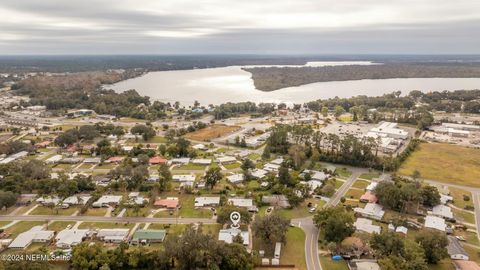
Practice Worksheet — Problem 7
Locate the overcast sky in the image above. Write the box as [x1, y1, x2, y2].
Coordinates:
[1, 0, 480, 55]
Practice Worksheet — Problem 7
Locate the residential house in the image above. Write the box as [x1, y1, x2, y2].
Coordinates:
[194, 197, 220, 207]
[130, 229, 166, 245]
[227, 173, 244, 184]
[149, 156, 167, 165]
[430, 205, 454, 220]
[354, 203, 385, 220]
[354, 218, 381, 234]
[55, 229, 89, 248]
[191, 159, 211, 165]
[448, 236, 469, 260]
[360, 191, 378, 203]
[218, 228, 249, 246]
[228, 198, 253, 208]
[424, 215, 447, 232]
[8, 226, 54, 249]
[97, 229, 130, 243]
[262, 195, 290, 208]
[92, 195, 123, 208]
[217, 156, 237, 164]
[154, 197, 179, 209]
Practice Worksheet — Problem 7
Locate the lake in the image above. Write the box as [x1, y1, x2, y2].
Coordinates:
[107, 61, 480, 105]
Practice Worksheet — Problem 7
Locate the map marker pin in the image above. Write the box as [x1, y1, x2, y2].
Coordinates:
[230, 211, 241, 228]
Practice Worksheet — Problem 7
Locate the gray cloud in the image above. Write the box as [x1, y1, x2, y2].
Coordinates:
[0, 0, 479, 54]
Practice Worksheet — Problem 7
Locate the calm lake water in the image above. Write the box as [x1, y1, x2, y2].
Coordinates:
[107, 61, 480, 105]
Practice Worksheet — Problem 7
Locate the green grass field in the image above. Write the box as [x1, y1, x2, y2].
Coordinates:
[78, 222, 135, 229]
[359, 171, 380, 180]
[449, 187, 474, 210]
[30, 206, 78, 216]
[47, 221, 75, 231]
[281, 227, 306, 269]
[399, 143, 480, 187]
[4, 221, 47, 238]
[352, 179, 369, 189]
[319, 255, 349, 270]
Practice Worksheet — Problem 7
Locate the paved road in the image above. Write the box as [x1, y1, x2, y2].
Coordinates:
[326, 169, 364, 207]
[293, 217, 322, 270]
[0, 215, 215, 225]
[292, 165, 366, 270]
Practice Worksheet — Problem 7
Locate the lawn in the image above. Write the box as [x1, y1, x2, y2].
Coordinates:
[4, 221, 47, 238]
[47, 221, 75, 231]
[428, 259, 455, 270]
[223, 162, 241, 170]
[78, 222, 135, 229]
[358, 171, 380, 180]
[345, 188, 364, 200]
[144, 136, 167, 143]
[30, 206, 78, 216]
[452, 208, 475, 224]
[184, 125, 240, 141]
[352, 179, 369, 189]
[399, 143, 480, 187]
[173, 163, 207, 170]
[124, 207, 152, 217]
[319, 255, 349, 270]
[336, 167, 352, 178]
[281, 227, 306, 270]
[178, 195, 213, 218]
[449, 187, 474, 210]
[82, 208, 108, 216]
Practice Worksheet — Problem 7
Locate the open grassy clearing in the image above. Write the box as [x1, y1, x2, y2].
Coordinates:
[345, 188, 364, 200]
[452, 208, 475, 224]
[358, 171, 380, 180]
[81, 207, 108, 216]
[47, 221, 75, 231]
[449, 187, 474, 210]
[30, 206, 78, 216]
[4, 221, 46, 238]
[399, 143, 480, 187]
[319, 255, 349, 270]
[352, 179, 370, 189]
[281, 227, 306, 269]
[173, 163, 207, 170]
[184, 124, 240, 141]
[78, 222, 135, 229]
[336, 167, 352, 178]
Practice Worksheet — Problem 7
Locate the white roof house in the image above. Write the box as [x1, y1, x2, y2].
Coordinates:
[354, 203, 385, 220]
[63, 195, 91, 205]
[264, 163, 280, 172]
[303, 170, 329, 181]
[192, 144, 208, 150]
[170, 158, 190, 164]
[46, 154, 63, 164]
[191, 159, 212, 165]
[8, 226, 54, 249]
[55, 229, 89, 248]
[228, 198, 253, 208]
[194, 197, 221, 207]
[430, 205, 454, 220]
[388, 224, 408, 234]
[217, 156, 237, 164]
[440, 194, 454, 205]
[227, 174, 245, 184]
[304, 180, 323, 192]
[84, 157, 101, 164]
[425, 215, 446, 231]
[172, 174, 196, 182]
[92, 195, 123, 207]
[366, 182, 378, 191]
[36, 196, 60, 206]
[251, 169, 268, 179]
[271, 158, 284, 165]
[354, 218, 381, 234]
[97, 229, 130, 243]
[218, 228, 249, 245]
